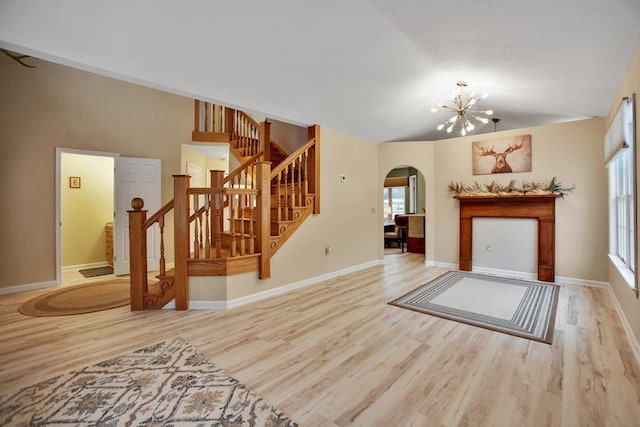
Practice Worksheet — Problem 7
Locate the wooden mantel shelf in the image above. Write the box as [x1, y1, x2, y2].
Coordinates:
[454, 193, 558, 282]
[453, 193, 559, 201]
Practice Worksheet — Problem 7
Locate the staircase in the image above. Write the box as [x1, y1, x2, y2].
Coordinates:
[127, 101, 320, 310]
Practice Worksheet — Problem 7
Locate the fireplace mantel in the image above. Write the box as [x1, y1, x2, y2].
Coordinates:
[454, 194, 558, 282]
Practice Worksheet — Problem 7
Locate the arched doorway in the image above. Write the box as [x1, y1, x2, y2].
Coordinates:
[383, 166, 426, 257]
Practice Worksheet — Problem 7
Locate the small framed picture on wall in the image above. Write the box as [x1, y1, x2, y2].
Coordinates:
[69, 176, 81, 189]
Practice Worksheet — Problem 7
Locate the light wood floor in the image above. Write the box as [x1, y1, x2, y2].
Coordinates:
[1, 254, 639, 426]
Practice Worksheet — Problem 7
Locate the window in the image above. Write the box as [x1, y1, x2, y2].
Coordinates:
[613, 149, 635, 272]
[606, 94, 637, 295]
[383, 186, 406, 221]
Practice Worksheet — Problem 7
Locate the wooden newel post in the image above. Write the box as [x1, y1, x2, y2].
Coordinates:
[225, 107, 235, 134]
[193, 100, 201, 132]
[128, 197, 147, 311]
[255, 161, 271, 279]
[210, 170, 225, 236]
[262, 121, 271, 162]
[307, 124, 320, 214]
[173, 174, 190, 310]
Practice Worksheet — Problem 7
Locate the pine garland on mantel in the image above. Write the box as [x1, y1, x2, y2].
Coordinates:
[448, 177, 575, 198]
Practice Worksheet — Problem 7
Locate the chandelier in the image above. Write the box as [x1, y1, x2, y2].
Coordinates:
[430, 81, 494, 136]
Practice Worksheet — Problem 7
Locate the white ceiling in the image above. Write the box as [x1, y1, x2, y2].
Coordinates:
[1, 0, 639, 142]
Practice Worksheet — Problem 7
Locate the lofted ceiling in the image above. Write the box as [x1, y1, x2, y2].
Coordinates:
[0, 0, 639, 142]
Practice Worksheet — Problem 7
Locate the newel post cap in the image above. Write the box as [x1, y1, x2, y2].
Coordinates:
[131, 198, 144, 210]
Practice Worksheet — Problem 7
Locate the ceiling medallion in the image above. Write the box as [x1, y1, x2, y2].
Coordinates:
[431, 81, 494, 136]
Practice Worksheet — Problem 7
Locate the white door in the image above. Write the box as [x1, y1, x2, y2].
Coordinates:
[114, 157, 161, 276]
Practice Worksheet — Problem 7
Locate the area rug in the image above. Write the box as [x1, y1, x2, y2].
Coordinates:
[390, 270, 560, 343]
[18, 280, 130, 317]
[79, 265, 114, 278]
[0, 337, 298, 426]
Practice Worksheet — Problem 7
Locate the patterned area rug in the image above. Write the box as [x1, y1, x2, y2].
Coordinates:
[390, 270, 560, 343]
[0, 338, 298, 426]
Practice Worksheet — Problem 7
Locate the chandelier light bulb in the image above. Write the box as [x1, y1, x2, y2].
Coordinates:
[461, 128, 467, 136]
[446, 125, 454, 133]
[480, 118, 489, 124]
[437, 123, 445, 130]
[485, 110, 494, 115]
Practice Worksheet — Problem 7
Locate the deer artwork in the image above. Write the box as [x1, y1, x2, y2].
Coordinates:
[476, 138, 525, 173]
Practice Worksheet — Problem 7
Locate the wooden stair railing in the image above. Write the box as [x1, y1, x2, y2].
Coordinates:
[129, 162, 273, 310]
[193, 100, 270, 163]
[224, 152, 263, 189]
[268, 125, 320, 255]
[232, 110, 263, 160]
[128, 198, 176, 310]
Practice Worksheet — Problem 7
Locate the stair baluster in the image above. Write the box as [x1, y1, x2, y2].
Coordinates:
[289, 162, 296, 209]
[192, 194, 200, 259]
[230, 193, 237, 257]
[283, 167, 290, 221]
[249, 194, 255, 254]
[214, 192, 222, 258]
[276, 171, 282, 222]
[204, 195, 211, 258]
[239, 194, 246, 256]
[303, 151, 309, 197]
[159, 215, 166, 276]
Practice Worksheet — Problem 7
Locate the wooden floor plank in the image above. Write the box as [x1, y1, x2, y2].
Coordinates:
[1, 254, 639, 426]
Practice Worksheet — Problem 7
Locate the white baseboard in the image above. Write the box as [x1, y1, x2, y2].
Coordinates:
[555, 275, 609, 288]
[605, 285, 640, 367]
[165, 259, 383, 310]
[471, 266, 537, 280]
[426, 260, 609, 288]
[62, 262, 110, 271]
[0, 280, 58, 295]
[425, 260, 457, 269]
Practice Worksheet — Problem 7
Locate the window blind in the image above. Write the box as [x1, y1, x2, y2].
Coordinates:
[605, 96, 634, 167]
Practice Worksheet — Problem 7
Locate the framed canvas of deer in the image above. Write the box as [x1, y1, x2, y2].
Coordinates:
[472, 135, 532, 175]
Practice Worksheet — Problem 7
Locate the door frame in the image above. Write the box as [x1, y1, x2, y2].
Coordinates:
[55, 147, 118, 285]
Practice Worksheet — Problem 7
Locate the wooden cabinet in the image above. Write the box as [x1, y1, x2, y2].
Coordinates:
[106, 222, 114, 267]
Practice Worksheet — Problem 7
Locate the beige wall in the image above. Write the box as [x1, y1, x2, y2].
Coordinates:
[0, 57, 191, 288]
[61, 153, 114, 266]
[206, 157, 227, 175]
[606, 47, 640, 343]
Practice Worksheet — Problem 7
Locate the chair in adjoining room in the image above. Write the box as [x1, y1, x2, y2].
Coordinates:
[384, 223, 405, 252]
